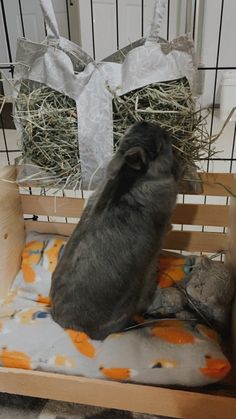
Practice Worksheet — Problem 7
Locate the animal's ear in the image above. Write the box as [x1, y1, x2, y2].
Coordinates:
[107, 154, 125, 179]
[107, 147, 147, 179]
[124, 147, 147, 170]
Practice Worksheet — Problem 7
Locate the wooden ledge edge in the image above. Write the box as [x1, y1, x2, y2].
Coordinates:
[0, 367, 236, 419]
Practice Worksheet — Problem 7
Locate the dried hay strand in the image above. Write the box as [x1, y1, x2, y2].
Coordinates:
[13, 76, 229, 191]
[113, 77, 217, 169]
[14, 80, 81, 190]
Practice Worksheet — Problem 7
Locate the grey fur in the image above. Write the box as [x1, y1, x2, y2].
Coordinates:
[50, 122, 179, 340]
[185, 256, 235, 332]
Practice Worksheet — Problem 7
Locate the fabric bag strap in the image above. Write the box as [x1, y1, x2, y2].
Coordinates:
[40, 0, 60, 45]
[145, 0, 167, 43]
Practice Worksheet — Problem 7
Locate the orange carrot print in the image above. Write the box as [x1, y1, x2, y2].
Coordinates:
[0, 346, 32, 369]
[44, 240, 65, 272]
[37, 294, 51, 305]
[158, 256, 186, 288]
[200, 356, 231, 379]
[21, 264, 37, 283]
[21, 241, 44, 283]
[152, 323, 195, 344]
[158, 274, 174, 288]
[66, 329, 96, 358]
[100, 366, 133, 380]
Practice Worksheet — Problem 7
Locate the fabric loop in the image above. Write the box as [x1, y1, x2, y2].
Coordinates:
[40, 0, 60, 46]
[145, 0, 167, 44]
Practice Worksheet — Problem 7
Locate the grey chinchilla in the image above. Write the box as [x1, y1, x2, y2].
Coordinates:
[50, 121, 180, 340]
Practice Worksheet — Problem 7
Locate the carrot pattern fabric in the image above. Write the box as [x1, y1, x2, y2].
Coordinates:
[0, 232, 231, 386]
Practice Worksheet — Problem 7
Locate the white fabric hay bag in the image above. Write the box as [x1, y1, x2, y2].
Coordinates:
[92, 0, 202, 193]
[91, 0, 200, 188]
[101, 1, 197, 97]
[14, 0, 199, 190]
[14, 0, 113, 190]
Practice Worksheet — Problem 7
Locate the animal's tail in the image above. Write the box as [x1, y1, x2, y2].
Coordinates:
[225, 174, 236, 366]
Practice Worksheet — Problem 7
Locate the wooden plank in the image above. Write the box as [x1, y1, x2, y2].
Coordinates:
[164, 230, 227, 253]
[0, 166, 25, 298]
[25, 220, 227, 253]
[0, 368, 235, 419]
[21, 195, 229, 227]
[25, 220, 76, 236]
[21, 195, 85, 218]
[198, 173, 235, 197]
[180, 173, 234, 196]
[172, 204, 229, 226]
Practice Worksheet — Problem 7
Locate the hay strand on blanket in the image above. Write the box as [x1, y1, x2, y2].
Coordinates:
[14, 80, 81, 190]
[112, 77, 218, 169]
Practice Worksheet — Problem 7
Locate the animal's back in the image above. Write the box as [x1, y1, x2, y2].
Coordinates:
[50, 176, 176, 338]
[50, 121, 179, 339]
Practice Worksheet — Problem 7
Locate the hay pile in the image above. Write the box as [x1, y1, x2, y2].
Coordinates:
[113, 78, 215, 168]
[15, 80, 80, 190]
[14, 76, 218, 190]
